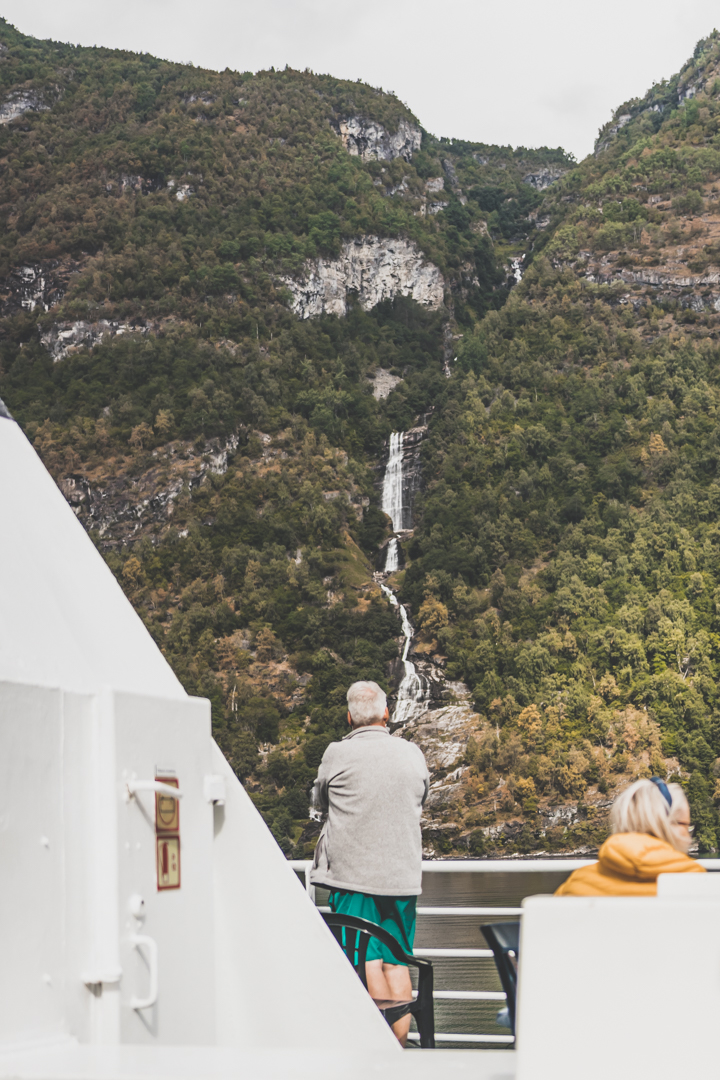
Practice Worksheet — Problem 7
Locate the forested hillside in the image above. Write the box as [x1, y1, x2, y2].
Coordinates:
[411, 30, 720, 854]
[4, 19, 720, 854]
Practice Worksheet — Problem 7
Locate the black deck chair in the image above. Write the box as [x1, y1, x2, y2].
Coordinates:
[479, 921, 521, 1036]
[322, 911, 435, 1048]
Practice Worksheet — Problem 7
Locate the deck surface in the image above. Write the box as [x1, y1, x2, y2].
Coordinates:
[0, 1043, 516, 1080]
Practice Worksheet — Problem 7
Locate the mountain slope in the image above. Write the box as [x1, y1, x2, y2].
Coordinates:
[0, 19, 575, 856]
[11, 20, 720, 857]
[406, 31, 720, 854]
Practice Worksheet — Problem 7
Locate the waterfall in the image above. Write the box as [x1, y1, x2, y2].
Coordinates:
[377, 428, 429, 725]
[384, 538, 399, 574]
[381, 431, 405, 572]
[379, 582, 428, 728]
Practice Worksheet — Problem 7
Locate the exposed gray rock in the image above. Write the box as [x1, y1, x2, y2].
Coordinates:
[402, 692, 478, 774]
[522, 166, 568, 191]
[166, 178, 194, 201]
[59, 435, 240, 548]
[121, 174, 145, 193]
[183, 91, 216, 105]
[41, 320, 151, 362]
[442, 158, 460, 188]
[332, 116, 421, 162]
[368, 368, 402, 400]
[424, 780, 464, 809]
[1, 260, 80, 316]
[13, 266, 53, 312]
[0, 90, 51, 125]
[384, 175, 410, 197]
[283, 237, 444, 318]
[586, 265, 720, 291]
[425, 177, 445, 194]
[595, 112, 632, 154]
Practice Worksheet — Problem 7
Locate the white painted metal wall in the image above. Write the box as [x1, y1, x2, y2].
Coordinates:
[0, 415, 396, 1057]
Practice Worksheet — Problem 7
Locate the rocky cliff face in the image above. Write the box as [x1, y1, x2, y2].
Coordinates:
[332, 116, 421, 162]
[522, 165, 569, 190]
[58, 434, 240, 548]
[0, 89, 52, 125]
[368, 368, 402, 400]
[283, 237, 444, 318]
[41, 319, 151, 362]
[0, 260, 78, 315]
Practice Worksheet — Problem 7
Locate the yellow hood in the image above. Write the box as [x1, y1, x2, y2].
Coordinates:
[556, 832, 704, 897]
[598, 832, 697, 881]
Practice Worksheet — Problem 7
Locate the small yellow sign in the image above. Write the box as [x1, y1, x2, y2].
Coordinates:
[156, 836, 181, 890]
[155, 776, 179, 833]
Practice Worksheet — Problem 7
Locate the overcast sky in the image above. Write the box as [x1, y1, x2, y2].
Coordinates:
[4, 0, 720, 160]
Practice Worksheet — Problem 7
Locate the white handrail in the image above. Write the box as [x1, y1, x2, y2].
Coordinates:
[317, 905, 520, 918]
[413, 947, 494, 958]
[418, 906, 521, 916]
[427, 990, 506, 1001]
[127, 780, 183, 800]
[290, 857, 720, 873]
[407, 1033, 514, 1044]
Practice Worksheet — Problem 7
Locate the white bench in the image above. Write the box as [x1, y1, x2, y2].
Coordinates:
[516, 882, 720, 1079]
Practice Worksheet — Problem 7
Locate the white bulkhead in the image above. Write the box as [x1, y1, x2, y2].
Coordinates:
[0, 411, 396, 1057]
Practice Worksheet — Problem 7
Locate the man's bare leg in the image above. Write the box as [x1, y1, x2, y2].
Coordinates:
[384, 963, 413, 1045]
[365, 958, 391, 1000]
[365, 960, 413, 1045]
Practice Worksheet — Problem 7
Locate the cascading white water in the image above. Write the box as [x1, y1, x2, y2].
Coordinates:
[384, 538, 399, 574]
[379, 580, 428, 728]
[510, 255, 524, 283]
[381, 432, 404, 572]
[377, 429, 428, 725]
[381, 431, 405, 531]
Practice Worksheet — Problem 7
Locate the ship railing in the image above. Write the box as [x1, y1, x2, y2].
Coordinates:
[290, 856, 720, 1046]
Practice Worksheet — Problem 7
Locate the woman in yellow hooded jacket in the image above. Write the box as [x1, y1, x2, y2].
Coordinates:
[556, 777, 705, 897]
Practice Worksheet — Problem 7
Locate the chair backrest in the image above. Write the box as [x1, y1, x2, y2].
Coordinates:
[480, 921, 520, 1035]
[323, 916, 372, 987]
[321, 912, 435, 1049]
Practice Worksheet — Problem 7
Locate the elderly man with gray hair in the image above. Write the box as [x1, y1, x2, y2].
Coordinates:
[310, 680, 429, 1044]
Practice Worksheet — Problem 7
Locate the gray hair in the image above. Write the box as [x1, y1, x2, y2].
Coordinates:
[347, 681, 387, 728]
[611, 778, 689, 852]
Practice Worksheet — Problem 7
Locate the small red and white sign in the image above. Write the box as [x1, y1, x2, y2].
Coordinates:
[156, 835, 181, 890]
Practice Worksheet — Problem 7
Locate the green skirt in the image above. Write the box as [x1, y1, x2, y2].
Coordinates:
[328, 889, 417, 966]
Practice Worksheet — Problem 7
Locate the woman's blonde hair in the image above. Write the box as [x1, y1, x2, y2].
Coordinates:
[611, 778, 689, 852]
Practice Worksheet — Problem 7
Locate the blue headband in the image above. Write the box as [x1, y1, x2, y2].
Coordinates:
[649, 776, 672, 810]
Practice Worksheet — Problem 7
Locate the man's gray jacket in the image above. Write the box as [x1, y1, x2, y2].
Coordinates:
[310, 725, 430, 896]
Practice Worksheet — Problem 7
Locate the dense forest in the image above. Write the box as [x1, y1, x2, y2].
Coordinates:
[3, 19, 720, 853]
